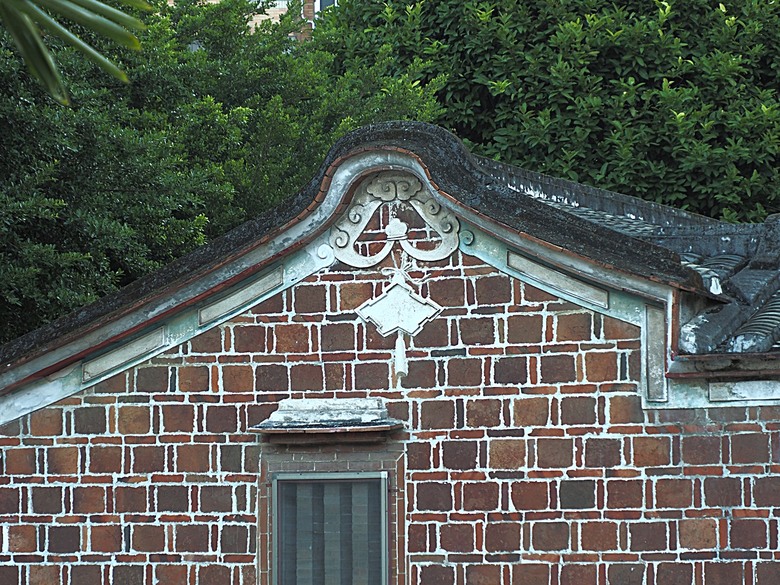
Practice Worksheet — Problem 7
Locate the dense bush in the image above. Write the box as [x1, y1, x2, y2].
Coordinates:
[0, 0, 440, 341]
[317, 0, 780, 222]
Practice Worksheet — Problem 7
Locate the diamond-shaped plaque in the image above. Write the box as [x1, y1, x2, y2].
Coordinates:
[356, 280, 442, 337]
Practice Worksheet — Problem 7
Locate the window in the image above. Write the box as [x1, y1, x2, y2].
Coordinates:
[273, 472, 388, 585]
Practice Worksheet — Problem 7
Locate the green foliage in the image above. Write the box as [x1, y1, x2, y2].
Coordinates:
[317, 0, 780, 221]
[0, 0, 439, 341]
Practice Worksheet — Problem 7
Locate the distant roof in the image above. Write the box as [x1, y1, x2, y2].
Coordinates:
[2, 121, 780, 395]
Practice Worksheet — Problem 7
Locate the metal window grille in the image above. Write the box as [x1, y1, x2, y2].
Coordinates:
[273, 472, 388, 585]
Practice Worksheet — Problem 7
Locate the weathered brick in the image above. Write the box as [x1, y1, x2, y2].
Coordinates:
[532, 522, 569, 550]
[71, 565, 102, 585]
[421, 400, 454, 430]
[429, 278, 465, 307]
[354, 362, 389, 390]
[175, 524, 210, 552]
[559, 480, 595, 509]
[133, 446, 165, 473]
[507, 314, 544, 344]
[494, 356, 527, 384]
[190, 327, 222, 353]
[274, 324, 310, 353]
[29, 566, 59, 585]
[0, 567, 19, 585]
[475, 275, 511, 305]
[5, 447, 36, 474]
[679, 519, 716, 549]
[222, 525, 252, 553]
[74, 407, 106, 434]
[489, 439, 525, 469]
[655, 563, 692, 585]
[133, 524, 165, 552]
[89, 446, 121, 474]
[466, 399, 501, 427]
[485, 522, 520, 551]
[466, 564, 501, 585]
[607, 480, 643, 509]
[585, 351, 618, 382]
[29, 408, 63, 436]
[255, 364, 288, 392]
[536, 438, 573, 468]
[73, 486, 105, 514]
[113, 565, 144, 585]
[511, 481, 548, 510]
[407, 443, 431, 470]
[607, 564, 644, 585]
[201, 486, 232, 512]
[560, 564, 596, 585]
[417, 482, 452, 511]
[730, 519, 766, 549]
[440, 523, 473, 552]
[48, 525, 80, 553]
[116, 486, 146, 513]
[556, 313, 592, 342]
[178, 365, 209, 392]
[632, 436, 671, 467]
[629, 522, 667, 551]
[8, 525, 36, 552]
[655, 478, 693, 508]
[419, 564, 454, 585]
[233, 325, 265, 353]
[704, 563, 743, 585]
[117, 405, 150, 435]
[137, 366, 169, 391]
[157, 485, 188, 512]
[290, 363, 323, 391]
[177, 444, 210, 473]
[442, 441, 478, 470]
[206, 405, 238, 433]
[580, 521, 618, 551]
[462, 482, 499, 511]
[608, 395, 644, 424]
[448, 358, 482, 386]
[560, 396, 596, 425]
[162, 404, 194, 433]
[414, 318, 449, 348]
[755, 477, 780, 506]
[402, 360, 436, 388]
[704, 477, 742, 507]
[584, 438, 621, 467]
[294, 284, 327, 313]
[513, 564, 550, 585]
[681, 435, 720, 465]
[200, 564, 231, 585]
[321, 322, 355, 352]
[731, 433, 769, 464]
[223, 365, 254, 392]
[514, 397, 549, 426]
[540, 355, 575, 383]
[757, 562, 780, 584]
[91, 524, 122, 552]
[338, 282, 372, 310]
[460, 317, 495, 345]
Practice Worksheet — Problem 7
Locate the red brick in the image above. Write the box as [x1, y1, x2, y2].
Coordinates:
[74, 407, 107, 434]
[175, 524, 209, 552]
[133, 446, 165, 473]
[8, 525, 36, 552]
[532, 522, 569, 550]
[629, 522, 667, 551]
[536, 438, 573, 468]
[632, 436, 671, 467]
[117, 405, 150, 435]
[113, 566, 144, 585]
[489, 439, 525, 469]
[415, 318, 449, 347]
[460, 317, 495, 345]
[223, 365, 254, 392]
[703, 563, 743, 585]
[48, 446, 80, 475]
[475, 275, 511, 305]
[731, 433, 769, 464]
[704, 477, 742, 507]
[407, 443, 431, 470]
[321, 322, 355, 351]
[401, 360, 436, 388]
[177, 444, 210, 472]
[730, 519, 767, 549]
[71, 566, 102, 585]
[485, 522, 520, 551]
[354, 362, 389, 389]
[560, 480, 596, 509]
[524, 284, 558, 302]
[679, 519, 716, 549]
[73, 486, 106, 514]
[162, 404, 194, 433]
[556, 313, 592, 342]
[294, 284, 326, 313]
[442, 440, 478, 470]
[178, 366, 209, 392]
[607, 565, 644, 585]
[339, 282, 372, 310]
[466, 564, 501, 585]
[48, 525, 80, 553]
[585, 438, 621, 467]
[0, 567, 19, 585]
[252, 291, 283, 313]
[560, 396, 596, 425]
[682, 435, 720, 465]
[580, 522, 618, 551]
[655, 563, 692, 585]
[655, 478, 693, 508]
[190, 328, 222, 353]
[466, 399, 501, 427]
[608, 395, 644, 424]
[463, 482, 499, 511]
[5, 447, 36, 474]
[429, 278, 465, 307]
[511, 481, 548, 510]
[507, 314, 544, 344]
[448, 358, 482, 386]
[290, 363, 323, 391]
[540, 355, 575, 383]
[514, 397, 549, 426]
[115, 486, 147, 513]
[221, 525, 253, 554]
[157, 485, 188, 512]
[494, 356, 527, 384]
[33, 486, 62, 514]
[89, 446, 121, 474]
[255, 364, 288, 392]
[233, 325, 265, 353]
[274, 324, 310, 353]
[603, 316, 640, 339]
[91, 525, 122, 552]
[201, 486, 232, 512]
[29, 408, 63, 436]
[560, 564, 596, 585]
[419, 565, 454, 585]
[0, 487, 19, 513]
[206, 405, 238, 433]
[416, 482, 452, 511]
[137, 366, 170, 391]
[200, 564, 231, 585]
[757, 563, 780, 584]
[29, 566, 59, 585]
[513, 564, 550, 585]
[600, 473, 638, 520]
[133, 524, 165, 552]
[755, 477, 780, 506]
[421, 400, 454, 429]
[440, 523, 473, 552]
[585, 352, 618, 382]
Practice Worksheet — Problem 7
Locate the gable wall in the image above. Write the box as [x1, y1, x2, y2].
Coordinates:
[1, 248, 779, 585]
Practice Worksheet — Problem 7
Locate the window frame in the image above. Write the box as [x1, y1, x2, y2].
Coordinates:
[271, 470, 389, 585]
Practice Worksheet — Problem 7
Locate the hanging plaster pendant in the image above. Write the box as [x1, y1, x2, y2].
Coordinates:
[356, 271, 442, 377]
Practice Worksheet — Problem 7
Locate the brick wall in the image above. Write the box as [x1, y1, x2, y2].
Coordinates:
[1, 246, 780, 584]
